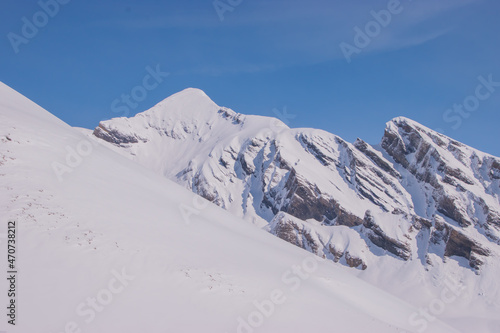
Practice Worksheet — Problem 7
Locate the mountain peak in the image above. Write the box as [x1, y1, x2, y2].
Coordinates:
[169, 87, 211, 99]
[387, 116, 428, 131]
[157, 87, 215, 106]
[385, 116, 450, 145]
[135, 87, 220, 122]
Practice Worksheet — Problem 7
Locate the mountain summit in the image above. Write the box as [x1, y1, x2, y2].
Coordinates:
[92, 89, 500, 285]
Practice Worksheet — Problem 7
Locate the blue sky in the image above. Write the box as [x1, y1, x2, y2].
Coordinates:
[1, 0, 499, 156]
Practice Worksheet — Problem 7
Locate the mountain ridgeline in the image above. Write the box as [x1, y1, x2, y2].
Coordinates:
[93, 88, 500, 271]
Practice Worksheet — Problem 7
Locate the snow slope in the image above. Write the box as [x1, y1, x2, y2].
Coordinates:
[0, 83, 474, 332]
[89, 87, 500, 332]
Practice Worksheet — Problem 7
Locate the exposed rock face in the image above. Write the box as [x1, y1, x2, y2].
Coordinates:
[280, 169, 337, 221]
[382, 117, 500, 244]
[354, 139, 400, 179]
[428, 218, 491, 269]
[436, 196, 470, 228]
[93, 123, 142, 144]
[270, 212, 368, 270]
[269, 213, 320, 254]
[345, 252, 367, 271]
[91, 90, 500, 271]
[275, 168, 364, 227]
[362, 211, 412, 260]
[444, 228, 490, 269]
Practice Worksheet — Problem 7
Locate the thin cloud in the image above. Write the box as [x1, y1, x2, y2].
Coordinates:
[370, 27, 455, 54]
[329, 0, 480, 61]
[403, 0, 482, 23]
[89, 0, 483, 71]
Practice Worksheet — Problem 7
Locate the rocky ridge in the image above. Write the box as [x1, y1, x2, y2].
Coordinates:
[92, 89, 500, 272]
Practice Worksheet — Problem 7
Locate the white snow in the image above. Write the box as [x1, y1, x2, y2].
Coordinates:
[1, 83, 498, 332]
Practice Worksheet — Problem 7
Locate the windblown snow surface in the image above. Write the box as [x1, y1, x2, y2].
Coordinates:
[0, 82, 498, 332]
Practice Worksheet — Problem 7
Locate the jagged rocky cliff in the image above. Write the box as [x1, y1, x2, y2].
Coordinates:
[92, 88, 500, 272]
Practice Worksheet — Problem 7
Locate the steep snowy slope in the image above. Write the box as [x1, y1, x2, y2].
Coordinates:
[0, 82, 473, 332]
[90, 88, 500, 332]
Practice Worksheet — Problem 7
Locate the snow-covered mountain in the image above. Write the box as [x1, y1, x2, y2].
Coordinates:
[2, 82, 499, 332]
[92, 88, 500, 272]
[89, 88, 500, 331]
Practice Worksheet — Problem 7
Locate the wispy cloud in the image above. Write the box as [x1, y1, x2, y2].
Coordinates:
[370, 26, 455, 55]
[330, 0, 481, 61]
[402, 0, 482, 23]
[89, 0, 484, 74]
